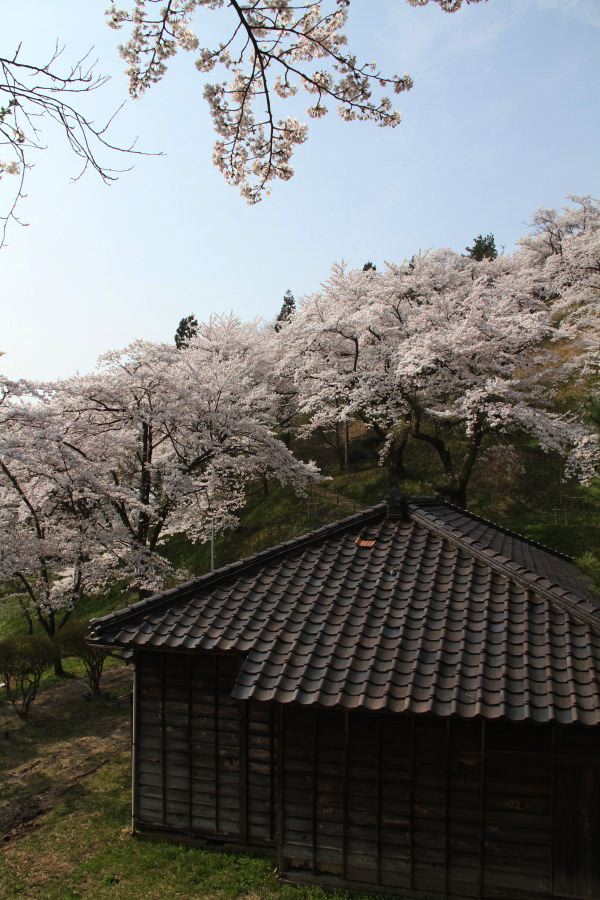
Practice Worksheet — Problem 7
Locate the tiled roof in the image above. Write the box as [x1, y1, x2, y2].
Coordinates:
[89, 498, 600, 725]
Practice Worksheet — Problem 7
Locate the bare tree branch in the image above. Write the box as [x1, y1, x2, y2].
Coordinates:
[0, 41, 150, 248]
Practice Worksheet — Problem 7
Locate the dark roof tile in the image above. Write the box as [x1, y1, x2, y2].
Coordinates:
[89, 497, 600, 725]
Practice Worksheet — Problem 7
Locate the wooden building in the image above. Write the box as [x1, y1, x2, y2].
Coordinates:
[89, 496, 600, 899]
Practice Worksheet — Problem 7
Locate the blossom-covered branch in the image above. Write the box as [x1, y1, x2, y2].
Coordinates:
[107, 0, 429, 202]
[407, 0, 485, 10]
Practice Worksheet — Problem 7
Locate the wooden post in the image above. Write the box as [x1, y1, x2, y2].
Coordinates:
[269, 703, 275, 845]
[342, 710, 350, 881]
[445, 718, 451, 897]
[376, 715, 383, 886]
[479, 719, 486, 898]
[276, 704, 285, 875]
[131, 651, 139, 833]
[312, 708, 319, 875]
[214, 655, 220, 833]
[344, 420, 350, 474]
[240, 701, 249, 845]
[187, 654, 193, 832]
[409, 716, 416, 891]
[550, 723, 557, 896]
[161, 653, 167, 827]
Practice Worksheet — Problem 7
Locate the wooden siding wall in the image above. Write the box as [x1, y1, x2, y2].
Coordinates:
[134, 650, 276, 847]
[279, 706, 600, 900]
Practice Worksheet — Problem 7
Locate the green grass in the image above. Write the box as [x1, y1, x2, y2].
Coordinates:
[0, 668, 385, 900]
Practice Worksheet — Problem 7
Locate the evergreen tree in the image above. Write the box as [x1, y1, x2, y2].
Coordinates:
[363, 261, 377, 272]
[175, 314, 198, 349]
[465, 234, 498, 261]
[274, 290, 296, 332]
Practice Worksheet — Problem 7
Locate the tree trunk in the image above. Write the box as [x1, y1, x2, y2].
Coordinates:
[39, 611, 66, 677]
[16, 597, 34, 636]
[54, 656, 65, 677]
[441, 481, 467, 508]
[450, 420, 484, 508]
[344, 420, 350, 474]
[409, 410, 484, 509]
[317, 426, 345, 471]
[455, 484, 467, 508]
[389, 425, 410, 480]
[410, 414, 455, 481]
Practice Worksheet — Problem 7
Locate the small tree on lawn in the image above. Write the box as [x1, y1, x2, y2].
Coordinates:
[0, 635, 56, 720]
[58, 621, 108, 697]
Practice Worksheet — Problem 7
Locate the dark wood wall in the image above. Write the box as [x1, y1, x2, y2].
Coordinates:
[279, 706, 600, 900]
[133, 650, 600, 900]
[134, 650, 276, 846]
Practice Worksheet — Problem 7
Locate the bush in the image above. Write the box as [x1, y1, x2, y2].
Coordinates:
[577, 552, 600, 596]
[58, 620, 108, 696]
[0, 635, 56, 720]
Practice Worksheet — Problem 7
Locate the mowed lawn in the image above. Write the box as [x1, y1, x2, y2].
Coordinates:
[0, 664, 383, 900]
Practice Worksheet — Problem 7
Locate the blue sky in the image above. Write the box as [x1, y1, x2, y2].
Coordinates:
[1, 0, 599, 380]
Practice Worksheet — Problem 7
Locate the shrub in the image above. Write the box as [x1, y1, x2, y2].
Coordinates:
[58, 620, 108, 696]
[577, 552, 600, 596]
[0, 635, 56, 720]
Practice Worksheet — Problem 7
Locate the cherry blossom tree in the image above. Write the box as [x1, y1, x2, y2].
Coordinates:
[517, 194, 599, 376]
[282, 196, 600, 506]
[280, 262, 404, 473]
[0, 319, 318, 643]
[385, 249, 571, 505]
[0, 389, 109, 673]
[58, 317, 318, 593]
[516, 194, 600, 483]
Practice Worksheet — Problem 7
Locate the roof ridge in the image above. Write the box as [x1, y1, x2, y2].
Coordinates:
[409, 505, 600, 632]
[429, 498, 573, 562]
[89, 502, 386, 636]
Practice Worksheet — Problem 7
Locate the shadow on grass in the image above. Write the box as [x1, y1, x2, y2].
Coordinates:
[0, 666, 131, 787]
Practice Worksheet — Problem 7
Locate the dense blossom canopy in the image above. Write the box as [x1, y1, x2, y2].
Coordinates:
[281, 196, 600, 498]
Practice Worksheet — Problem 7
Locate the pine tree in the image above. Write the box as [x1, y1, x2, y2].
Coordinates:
[465, 234, 498, 261]
[363, 261, 377, 272]
[274, 290, 296, 332]
[174, 314, 198, 349]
